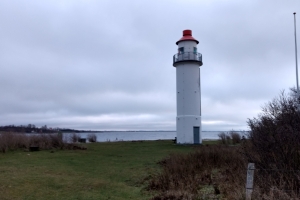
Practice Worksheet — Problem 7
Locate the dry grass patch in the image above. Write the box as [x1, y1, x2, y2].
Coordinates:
[147, 145, 246, 199]
[0, 132, 75, 153]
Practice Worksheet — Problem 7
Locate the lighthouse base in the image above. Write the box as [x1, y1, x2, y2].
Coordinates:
[176, 116, 202, 144]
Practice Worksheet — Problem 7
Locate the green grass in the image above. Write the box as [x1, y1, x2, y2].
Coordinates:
[0, 140, 202, 200]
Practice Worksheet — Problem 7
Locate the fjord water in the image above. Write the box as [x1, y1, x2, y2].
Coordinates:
[63, 131, 248, 143]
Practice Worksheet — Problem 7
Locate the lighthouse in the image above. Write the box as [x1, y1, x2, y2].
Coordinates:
[173, 30, 203, 144]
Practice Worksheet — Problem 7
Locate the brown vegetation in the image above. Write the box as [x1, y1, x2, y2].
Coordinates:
[0, 132, 79, 153]
[87, 133, 97, 142]
[218, 131, 242, 145]
[70, 133, 80, 143]
[230, 131, 242, 144]
[147, 90, 300, 199]
[242, 91, 300, 198]
[147, 145, 246, 199]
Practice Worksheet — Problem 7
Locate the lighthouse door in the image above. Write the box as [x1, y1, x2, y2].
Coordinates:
[193, 127, 200, 144]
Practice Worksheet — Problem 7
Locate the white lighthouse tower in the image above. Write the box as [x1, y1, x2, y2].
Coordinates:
[173, 30, 203, 144]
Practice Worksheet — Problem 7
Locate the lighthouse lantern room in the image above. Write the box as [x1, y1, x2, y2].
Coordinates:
[173, 30, 203, 144]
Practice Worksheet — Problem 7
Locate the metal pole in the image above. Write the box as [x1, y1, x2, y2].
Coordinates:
[294, 12, 299, 93]
[294, 13, 300, 112]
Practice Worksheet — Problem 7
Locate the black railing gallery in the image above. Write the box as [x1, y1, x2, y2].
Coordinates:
[173, 52, 202, 64]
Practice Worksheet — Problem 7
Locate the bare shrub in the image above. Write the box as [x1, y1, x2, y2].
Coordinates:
[242, 90, 300, 195]
[147, 145, 246, 199]
[70, 133, 80, 143]
[218, 132, 227, 144]
[14, 134, 30, 149]
[0, 133, 12, 153]
[225, 134, 231, 144]
[29, 134, 47, 148]
[230, 131, 241, 144]
[87, 133, 97, 142]
[0, 133, 30, 152]
[28, 134, 65, 149]
[49, 133, 64, 149]
[218, 132, 232, 145]
[0, 132, 67, 152]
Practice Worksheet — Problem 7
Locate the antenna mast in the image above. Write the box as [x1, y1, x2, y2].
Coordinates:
[294, 12, 299, 93]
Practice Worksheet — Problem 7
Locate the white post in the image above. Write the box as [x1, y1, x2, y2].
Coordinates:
[246, 163, 255, 200]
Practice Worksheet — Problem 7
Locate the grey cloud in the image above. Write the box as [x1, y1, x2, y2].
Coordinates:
[0, 0, 299, 131]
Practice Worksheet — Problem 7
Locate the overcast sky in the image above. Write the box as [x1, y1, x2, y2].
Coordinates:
[0, 0, 299, 131]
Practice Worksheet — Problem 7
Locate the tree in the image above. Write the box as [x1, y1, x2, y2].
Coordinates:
[41, 125, 47, 130]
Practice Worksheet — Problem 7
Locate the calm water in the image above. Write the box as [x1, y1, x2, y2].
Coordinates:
[63, 131, 248, 143]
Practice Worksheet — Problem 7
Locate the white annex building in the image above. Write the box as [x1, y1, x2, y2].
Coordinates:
[173, 30, 203, 144]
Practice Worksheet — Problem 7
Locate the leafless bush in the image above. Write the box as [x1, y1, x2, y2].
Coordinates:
[0, 133, 29, 152]
[230, 131, 241, 144]
[87, 133, 97, 142]
[26, 133, 65, 149]
[147, 90, 300, 199]
[251, 172, 300, 199]
[147, 145, 246, 199]
[225, 134, 231, 144]
[218, 132, 227, 144]
[218, 131, 242, 145]
[0, 132, 66, 152]
[48, 133, 64, 149]
[242, 90, 300, 195]
[70, 133, 80, 143]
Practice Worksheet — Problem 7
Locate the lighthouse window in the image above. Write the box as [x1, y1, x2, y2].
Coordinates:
[178, 47, 184, 54]
[194, 47, 197, 54]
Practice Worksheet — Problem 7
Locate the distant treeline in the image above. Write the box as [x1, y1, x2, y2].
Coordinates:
[0, 124, 94, 133]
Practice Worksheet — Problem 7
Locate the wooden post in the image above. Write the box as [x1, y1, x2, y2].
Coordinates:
[246, 163, 255, 200]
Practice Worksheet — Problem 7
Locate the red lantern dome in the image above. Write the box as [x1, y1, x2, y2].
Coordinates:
[176, 30, 199, 45]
